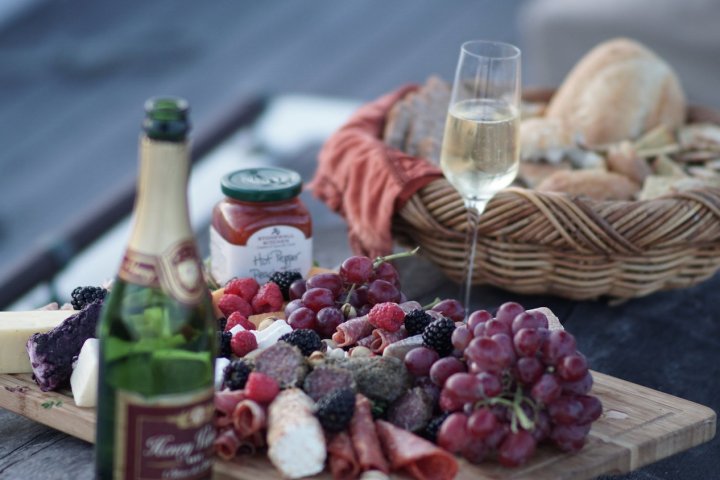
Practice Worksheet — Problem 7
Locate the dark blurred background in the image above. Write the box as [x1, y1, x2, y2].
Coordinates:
[0, 0, 718, 308]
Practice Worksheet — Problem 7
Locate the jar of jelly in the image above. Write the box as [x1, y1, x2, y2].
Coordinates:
[210, 167, 313, 285]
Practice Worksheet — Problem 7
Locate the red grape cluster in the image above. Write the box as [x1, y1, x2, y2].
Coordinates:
[282, 250, 417, 338]
[404, 301, 602, 467]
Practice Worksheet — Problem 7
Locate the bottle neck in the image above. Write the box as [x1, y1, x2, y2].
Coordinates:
[127, 136, 193, 255]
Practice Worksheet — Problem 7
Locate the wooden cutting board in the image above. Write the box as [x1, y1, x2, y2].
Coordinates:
[0, 371, 715, 480]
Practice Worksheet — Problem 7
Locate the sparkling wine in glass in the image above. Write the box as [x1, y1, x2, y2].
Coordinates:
[440, 40, 521, 316]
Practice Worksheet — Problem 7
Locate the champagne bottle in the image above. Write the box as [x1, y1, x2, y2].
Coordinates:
[96, 98, 216, 480]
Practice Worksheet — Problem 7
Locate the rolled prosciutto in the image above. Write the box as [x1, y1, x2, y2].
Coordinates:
[375, 420, 458, 480]
[215, 389, 246, 416]
[350, 395, 389, 474]
[214, 428, 241, 461]
[327, 432, 361, 479]
[356, 334, 374, 348]
[232, 399, 267, 438]
[370, 327, 408, 354]
[333, 317, 374, 347]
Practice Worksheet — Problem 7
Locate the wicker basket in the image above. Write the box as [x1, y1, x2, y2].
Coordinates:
[392, 90, 720, 300]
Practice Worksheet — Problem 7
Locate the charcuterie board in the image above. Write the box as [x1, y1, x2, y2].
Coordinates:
[0, 371, 715, 480]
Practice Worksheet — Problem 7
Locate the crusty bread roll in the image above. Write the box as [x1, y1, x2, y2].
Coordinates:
[545, 38, 686, 146]
[536, 170, 640, 201]
[606, 141, 652, 184]
[520, 117, 574, 162]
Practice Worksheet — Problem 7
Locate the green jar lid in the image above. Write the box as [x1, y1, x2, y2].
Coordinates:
[221, 167, 303, 202]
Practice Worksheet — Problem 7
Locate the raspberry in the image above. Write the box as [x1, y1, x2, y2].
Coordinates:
[225, 311, 256, 331]
[225, 277, 259, 302]
[244, 372, 280, 403]
[252, 282, 284, 314]
[368, 302, 405, 332]
[217, 294, 252, 318]
[231, 330, 257, 357]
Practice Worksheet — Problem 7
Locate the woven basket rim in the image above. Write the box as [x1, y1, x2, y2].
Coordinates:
[388, 87, 720, 299]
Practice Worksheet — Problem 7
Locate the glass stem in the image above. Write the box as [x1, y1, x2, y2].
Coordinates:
[462, 197, 489, 319]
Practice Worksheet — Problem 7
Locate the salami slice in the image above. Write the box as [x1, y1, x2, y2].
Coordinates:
[387, 387, 433, 433]
[232, 399, 267, 438]
[254, 342, 308, 388]
[350, 394, 390, 474]
[370, 327, 408, 354]
[333, 317, 374, 347]
[375, 420, 458, 480]
[327, 432, 361, 479]
[303, 365, 356, 402]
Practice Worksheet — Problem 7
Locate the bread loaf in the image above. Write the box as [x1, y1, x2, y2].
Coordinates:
[536, 170, 640, 201]
[545, 38, 686, 146]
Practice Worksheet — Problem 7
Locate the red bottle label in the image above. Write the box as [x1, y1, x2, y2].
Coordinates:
[114, 389, 215, 479]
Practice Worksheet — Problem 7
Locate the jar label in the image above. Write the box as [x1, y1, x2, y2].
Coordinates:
[113, 388, 215, 480]
[210, 225, 312, 285]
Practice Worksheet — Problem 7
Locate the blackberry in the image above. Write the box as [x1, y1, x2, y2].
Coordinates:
[70, 286, 107, 310]
[268, 271, 303, 300]
[218, 331, 232, 359]
[404, 309, 434, 336]
[218, 317, 228, 332]
[315, 387, 355, 432]
[422, 317, 455, 356]
[224, 359, 252, 390]
[278, 329, 323, 356]
[423, 412, 450, 442]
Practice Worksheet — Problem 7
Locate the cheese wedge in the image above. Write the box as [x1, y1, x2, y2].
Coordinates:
[0, 310, 75, 374]
[70, 338, 99, 407]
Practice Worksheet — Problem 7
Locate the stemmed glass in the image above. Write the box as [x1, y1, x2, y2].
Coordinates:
[440, 40, 521, 316]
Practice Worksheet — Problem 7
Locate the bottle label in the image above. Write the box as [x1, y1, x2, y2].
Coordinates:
[120, 240, 205, 305]
[210, 225, 312, 285]
[114, 388, 215, 480]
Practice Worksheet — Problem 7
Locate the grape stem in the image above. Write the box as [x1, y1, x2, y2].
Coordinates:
[373, 246, 420, 268]
[422, 297, 442, 310]
[344, 283, 357, 304]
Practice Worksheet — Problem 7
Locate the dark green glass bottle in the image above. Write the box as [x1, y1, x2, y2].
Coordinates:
[95, 98, 216, 480]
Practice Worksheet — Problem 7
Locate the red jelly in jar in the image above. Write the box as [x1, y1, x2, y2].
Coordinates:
[210, 167, 313, 285]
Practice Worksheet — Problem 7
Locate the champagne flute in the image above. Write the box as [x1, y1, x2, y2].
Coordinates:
[440, 40, 521, 316]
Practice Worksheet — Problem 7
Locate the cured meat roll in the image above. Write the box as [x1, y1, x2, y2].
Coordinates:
[327, 432, 361, 479]
[350, 394, 390, 474]
[375, 420, 458, 480]
[214, 428, 241, 461]
[232, 399, 267, 438]
[333, 317, 375, 347]
[215, 389, 246, 416]
[370, 327, 408, 354]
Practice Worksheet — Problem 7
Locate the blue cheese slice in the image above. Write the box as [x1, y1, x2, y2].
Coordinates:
[0, 311, 74, 374]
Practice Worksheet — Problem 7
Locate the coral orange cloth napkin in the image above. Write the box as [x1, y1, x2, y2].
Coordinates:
[311, 86, 443, 258]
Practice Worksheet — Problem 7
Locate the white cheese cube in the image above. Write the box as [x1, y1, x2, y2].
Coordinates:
[215, 357, 230, 390]
[253, 320, 292, 349]
[70, 338, 99, 407]
[0, 311, 74, 374]
[228, 324, 246, 336]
